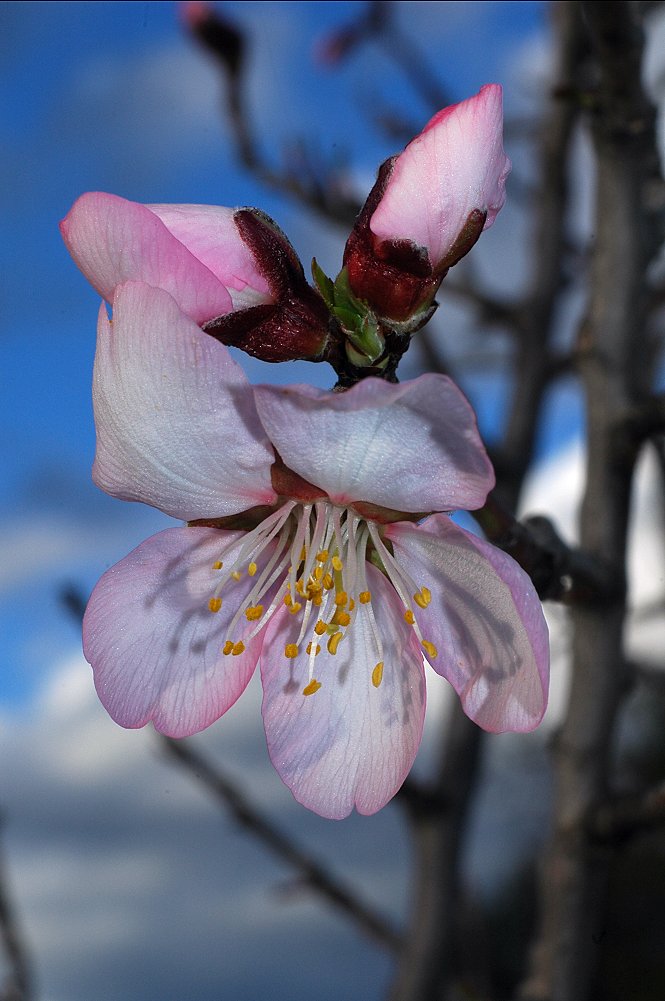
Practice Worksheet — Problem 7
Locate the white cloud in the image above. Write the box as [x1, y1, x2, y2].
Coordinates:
[520, 440, 665, 718]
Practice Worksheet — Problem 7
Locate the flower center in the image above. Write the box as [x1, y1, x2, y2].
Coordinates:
[205, 500, 436, 695]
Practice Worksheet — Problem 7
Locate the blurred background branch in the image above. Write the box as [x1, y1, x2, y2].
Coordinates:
[0, 820, 33, 1001]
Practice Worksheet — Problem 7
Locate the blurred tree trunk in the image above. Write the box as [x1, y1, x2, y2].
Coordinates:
[519, 4, 663, 999]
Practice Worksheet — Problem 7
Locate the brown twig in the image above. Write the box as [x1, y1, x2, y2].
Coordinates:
[388, 702, 483, 1001]
[159, 735, 401, 952]
[0, 819, 33, 1001]
[591, 783, 665, 845]
[474, 493, 624, 604]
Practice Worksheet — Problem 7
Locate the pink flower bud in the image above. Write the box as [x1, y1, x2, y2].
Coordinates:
[343, 85, 511, 321]
[60, 193, 330, 364]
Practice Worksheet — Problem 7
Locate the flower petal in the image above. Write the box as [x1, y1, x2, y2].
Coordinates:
[370, 85, 511, 266]
[260, 565, 426, 818]
[60, 192, 233, 324]
[93, 282, 276, 519]
[386, 515, 549, 732]
[83, 527, 270, 737]
[254, 374, 494, 513]
[147, 204, 273, 310]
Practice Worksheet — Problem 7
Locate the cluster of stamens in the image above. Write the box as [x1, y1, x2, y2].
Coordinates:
[205, 500, 438, 697]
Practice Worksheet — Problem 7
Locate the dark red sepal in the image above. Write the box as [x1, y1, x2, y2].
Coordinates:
[204, 208, 332, 362]
[342, 158, 441, 322]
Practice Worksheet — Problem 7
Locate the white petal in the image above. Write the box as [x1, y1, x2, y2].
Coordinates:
[387, 516, 549, 732]
[83, 527, 268, 737]
[93, 282, 276, 519]
[254, 374, 494, 514]
[260, 565, 426, 818]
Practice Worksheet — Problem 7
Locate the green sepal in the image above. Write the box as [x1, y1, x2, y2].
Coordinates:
[350, 313, 383, 363]
[311, 258, 335, 310]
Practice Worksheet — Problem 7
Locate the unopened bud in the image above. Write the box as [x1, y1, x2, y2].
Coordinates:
[205, 209, 331, 363]
[343, 85, 510, 323]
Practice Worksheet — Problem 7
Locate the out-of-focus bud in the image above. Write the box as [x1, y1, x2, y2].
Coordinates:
[314, 1, 384, 67]
[343, 84, 511, 322]
[181, 2, 244, 78]
[204, 209, 331, 363]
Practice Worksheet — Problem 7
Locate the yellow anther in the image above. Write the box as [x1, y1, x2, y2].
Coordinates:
[316, 550, 329, 563]
[248, 562, 258, 577]
[313, 566, 323, 581]
[422, 639, 438, 660]
[359, 591, 371, 604]
[212, 560, 223, 570]
[331, 555, 343, 572]
[303, 679, 322, 696]
[245, 604, 263, 621]
[231, 641, 245, 656]
[372, 662, 384, 688]
[312, 593, 323, 607]
[348, 598, 355, 611]
[306, 642, 321, 656]
[288, 601, 303, 615]
[314, 620, 327, 636]
[295, 580, 305, 596]
[334, 591, 348, 607]
[404, 609, 415, 625]
[284, 593, 293, 607]
[285, 643, 299, 659]
[327, 632, 343, 655]
[208, 597, 222, 613]
[414, 587, 432, 609]
[299, 546, 307, 561]
[222, 640, 234, 656]
[332, 609, 351, 627]
[231, 570, 242, 581]
[305, 584, 322, 600]
[322, 573, 334, 590]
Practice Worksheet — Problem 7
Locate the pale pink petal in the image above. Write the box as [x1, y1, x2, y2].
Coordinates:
[148, 204, 273, 309]
[260, 565, 426, 819]
[370, 85, 511, 266]
[386, 515, 549, 732]
[93, 282, 276, 519]
[254, 374, 494, 514]
[83, 527, 269, 737]
[60, 192, 233, 324]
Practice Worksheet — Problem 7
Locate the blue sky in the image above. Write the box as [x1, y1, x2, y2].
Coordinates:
[1, 4, 568, 1000]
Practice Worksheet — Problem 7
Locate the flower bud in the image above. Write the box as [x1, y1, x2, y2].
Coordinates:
[343, 85, 511, 322]
[204, 209, 331, 363]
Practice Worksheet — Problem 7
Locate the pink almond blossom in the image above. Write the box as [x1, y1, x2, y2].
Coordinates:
[82, 279, 549, 819]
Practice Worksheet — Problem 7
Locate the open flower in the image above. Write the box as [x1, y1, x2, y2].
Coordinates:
[343, 84, 511, 321]
[83, 279, 549, 819]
